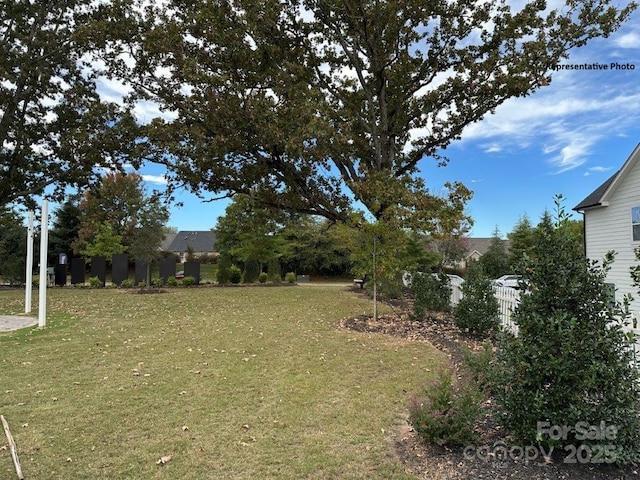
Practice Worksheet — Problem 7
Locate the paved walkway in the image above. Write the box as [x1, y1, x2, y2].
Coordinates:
[0, 315, 38, 332]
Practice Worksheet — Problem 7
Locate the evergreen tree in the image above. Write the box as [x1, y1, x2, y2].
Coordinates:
[478, 227, 508, 279]
[0, 207, 26, 284]
[454, 264, 499, 337]
[49, 196, 82, 260]
[495, 199, 640, 463]
[507, 215, 535, 272]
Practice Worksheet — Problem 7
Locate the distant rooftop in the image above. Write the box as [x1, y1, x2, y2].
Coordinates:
[166, 231, 217, 253]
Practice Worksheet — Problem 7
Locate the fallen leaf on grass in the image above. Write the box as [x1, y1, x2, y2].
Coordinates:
[156, 455, 173, 465]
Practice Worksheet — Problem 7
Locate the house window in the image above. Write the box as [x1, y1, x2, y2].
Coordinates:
[633, 207, 640, 241]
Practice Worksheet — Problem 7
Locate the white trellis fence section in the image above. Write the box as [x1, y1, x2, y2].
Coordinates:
[450, 284, 520, 334]
[450, 285, 640, 360]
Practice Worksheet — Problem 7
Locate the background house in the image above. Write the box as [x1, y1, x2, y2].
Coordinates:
[574, 143, 640, 316]
[447, 237, 511, 270]
[164, 231, 217, 262]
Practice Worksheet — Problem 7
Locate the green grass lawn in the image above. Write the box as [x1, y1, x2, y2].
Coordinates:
[0, 286, 445, 479]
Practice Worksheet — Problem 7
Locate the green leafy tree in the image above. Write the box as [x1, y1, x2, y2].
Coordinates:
[80, 222, 125, 259]
[0, 207, 26, 284]
[495, 199, 640, 463]
[74, 172, 166, 255]
[214, 195, 286, 270]
[0, 0, 139, 208]
[280, 217, 353, 277]
[93, 0, 634, 224]
[216, 255, 232, 285]
[478, 227, 508, 279]
[243, 258, 261, 283]
[507, 215, 535, 272]
[267, 257, 282, 283]
[128, 195, 169, 287]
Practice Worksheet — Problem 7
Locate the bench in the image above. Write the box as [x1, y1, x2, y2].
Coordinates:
[353, 274, 369, 289]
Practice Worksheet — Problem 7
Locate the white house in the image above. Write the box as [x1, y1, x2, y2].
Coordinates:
[573, 143, 640, 316]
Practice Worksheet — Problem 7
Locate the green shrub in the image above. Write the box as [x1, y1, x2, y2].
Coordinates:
[216, 255, 232, 284]
[166, 276, 178, 287]
[267, 258, 282, 283]
[120, 278, 134, 288]
[137, 280, 146, 288]
[258, 272, 268, 283]
[88, 276, 103, 288]
[454, 265, 499, 336]
[182, 276, 196, 287]
[411, 272, 450, 319]
[285, 272, 296, 284]
[461, 341, 495, 393]
[495, 201, 640, 463]
[243, 258, 261, 283]
[229, 265, 242, 284]
[409, 367, 483, 446]
[151, 276, 163, 287]
[378, 272, 403, 299]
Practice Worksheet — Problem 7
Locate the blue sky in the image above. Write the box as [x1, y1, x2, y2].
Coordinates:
[127, 7, 640, 238]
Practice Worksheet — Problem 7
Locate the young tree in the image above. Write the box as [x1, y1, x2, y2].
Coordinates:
[128, 196, 169, 287]
[93, 0, 635, 224]
[507, 215, 535, 272]
[0, 1, 139, 208]
[495, 200, 640, 463]
[80, 222, 125, 259]
[478, 227, 508, 279]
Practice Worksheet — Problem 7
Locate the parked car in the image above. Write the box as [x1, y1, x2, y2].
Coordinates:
[175, 271, 185, 280]
[493, 274, 523, 289]
[402, 271, 465, 288]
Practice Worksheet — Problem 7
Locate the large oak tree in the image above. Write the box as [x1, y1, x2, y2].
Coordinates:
[94, 0, 634, 229]
[0, 0, 139, 208]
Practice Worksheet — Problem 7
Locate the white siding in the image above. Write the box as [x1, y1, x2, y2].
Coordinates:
[584, 160, 640, 316]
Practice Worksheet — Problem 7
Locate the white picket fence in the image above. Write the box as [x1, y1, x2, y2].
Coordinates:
[450, 284, 640, 360]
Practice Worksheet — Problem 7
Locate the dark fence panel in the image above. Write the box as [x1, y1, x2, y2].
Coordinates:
[135, 260, 148, 285]
[184, 262, 201, 285]
[70, 258, 85, 285]
[112, 254, 129, 286]
[90, 256, 106, 286]
[54, 264, 67, 286]
[159, 257, 177, 285]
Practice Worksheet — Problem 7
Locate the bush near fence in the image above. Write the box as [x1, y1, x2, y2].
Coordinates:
[450, 284, 640, 358]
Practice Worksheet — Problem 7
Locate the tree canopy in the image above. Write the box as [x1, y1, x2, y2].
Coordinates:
[74, 172, 169, 258]
[0, 0, 139, 209]
[91, 0, 635, 226]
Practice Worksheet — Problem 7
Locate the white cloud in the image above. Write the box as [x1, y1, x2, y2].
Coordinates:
[141, 174, 168, 185]
[584, 166, 613, 176]
[455, 67, 640, 173]
[483, 143, 502, 153]
[615, 32, 640, 49]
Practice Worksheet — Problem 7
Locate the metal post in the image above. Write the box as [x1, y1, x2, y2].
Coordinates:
[25, 211, 34, 313]
[373, 235, 377, 321]
[38, 200, 49, 329]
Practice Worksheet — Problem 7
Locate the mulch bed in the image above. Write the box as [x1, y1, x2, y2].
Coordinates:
[339, 297, 640, 480]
